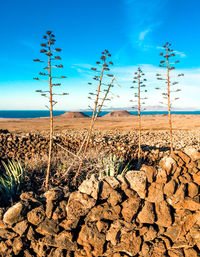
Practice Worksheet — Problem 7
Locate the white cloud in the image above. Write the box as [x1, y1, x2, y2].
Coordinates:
[174, 50, 186, 58]
[124, 0, 168, 49]
[139, 29, 151, 41]
[156, 47, 186, 58]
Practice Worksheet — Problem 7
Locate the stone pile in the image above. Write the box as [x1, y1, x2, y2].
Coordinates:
[0, 147, 200, 256]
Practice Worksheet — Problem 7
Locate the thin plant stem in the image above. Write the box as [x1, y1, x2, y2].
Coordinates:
[56, 143, 82, 160]
[62, 135, 88, 178]
[157, 42, 183, 155]
[166, 47, 174, 154]
[34, 31, 67, 190]
[63, 76, 116, 179]
[46, 34, 53, 190]
[138, 69, 141, 162]
[72, 60, 106, 182]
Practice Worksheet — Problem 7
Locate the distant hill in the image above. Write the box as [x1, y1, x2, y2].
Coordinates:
[103, 110, 133, 118]
[80, 105, 200, 112]
[60, 112, 89, 118]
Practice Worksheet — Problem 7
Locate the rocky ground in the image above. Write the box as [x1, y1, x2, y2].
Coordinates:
[0, 146, 200, 256]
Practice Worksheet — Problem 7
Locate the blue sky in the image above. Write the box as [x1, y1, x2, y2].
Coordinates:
[1, 0, 200, 110]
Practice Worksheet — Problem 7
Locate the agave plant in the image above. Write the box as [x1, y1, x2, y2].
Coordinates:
[100, 154, 131, 178]
[0, 160, 24, 204]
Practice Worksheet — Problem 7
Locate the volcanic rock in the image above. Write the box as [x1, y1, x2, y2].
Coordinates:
[156, 168, 167, 183]
[172, 198, 200, 211]
[184, 146, 200, 161]
[44, 187, 64, 201]
[164, 179, 176, 197]
[3, 202, 24, 225]
[137, 201, 155, 224]
[146, 182, 164, 203]
[193, 172, 200, 185]
[187, 182, 199, 198]
[155, 201, 172, 227]
[141, 226, 157, 241]
[36, 218, 60, 236]
[0, 228, 17, 239]
[77, 223, 106, 256]
[184, 248, 199, 257]
[125, 170, 147, 198]
[99, 181, 122, 206]
[121, 194, 141, 222]
[160, 156, 176, 174]
[12, 220, 28, 236]
[106, 220, 141, 256]
[27, 206, 46, 226]
[13, 237, 23, 255]
[66, 191, 96, 220]
[142, 164, 157, 183]
[85, 202, 120, 223]
[78, 175, 99, 200]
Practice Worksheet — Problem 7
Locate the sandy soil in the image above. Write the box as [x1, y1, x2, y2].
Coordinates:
[0, 114, 200, 132]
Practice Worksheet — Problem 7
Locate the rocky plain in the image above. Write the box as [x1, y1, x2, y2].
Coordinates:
[0, 113, 200, 256]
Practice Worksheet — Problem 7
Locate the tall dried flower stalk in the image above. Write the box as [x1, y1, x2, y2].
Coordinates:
[156, 42, 184, 154]
[33, 31, 67, 190]
[63, 50, 119, 182]
[130, 67, 147, 163]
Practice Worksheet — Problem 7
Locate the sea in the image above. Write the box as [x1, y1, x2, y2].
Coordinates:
[0, 110, 200, 119]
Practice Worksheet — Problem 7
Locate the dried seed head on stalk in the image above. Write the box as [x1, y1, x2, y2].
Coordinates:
[130, 67, 148, 164]
[33, 30, 68, 190]
[71, 50, 120, 182]
[156, 42, 184, 154]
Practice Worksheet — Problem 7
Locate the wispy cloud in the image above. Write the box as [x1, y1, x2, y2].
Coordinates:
[156, 47, 186, 58]
[139, 29, 151, 42]
[174, 50, 186, 58]
[123, 0, 168, 49]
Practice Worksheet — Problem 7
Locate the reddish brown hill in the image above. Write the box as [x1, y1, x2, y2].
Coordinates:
[59, 112, 89, 118]
[103, 110, 133, 118]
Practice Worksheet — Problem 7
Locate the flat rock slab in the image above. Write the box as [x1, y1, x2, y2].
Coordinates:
[78, 175, 99, 200]
[125, 170, 147, 199]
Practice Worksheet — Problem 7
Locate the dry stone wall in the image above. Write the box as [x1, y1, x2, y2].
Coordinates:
[0, 132, 162, 162]
[0, 132, 81, 160]
[0, 147, 200, 256]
